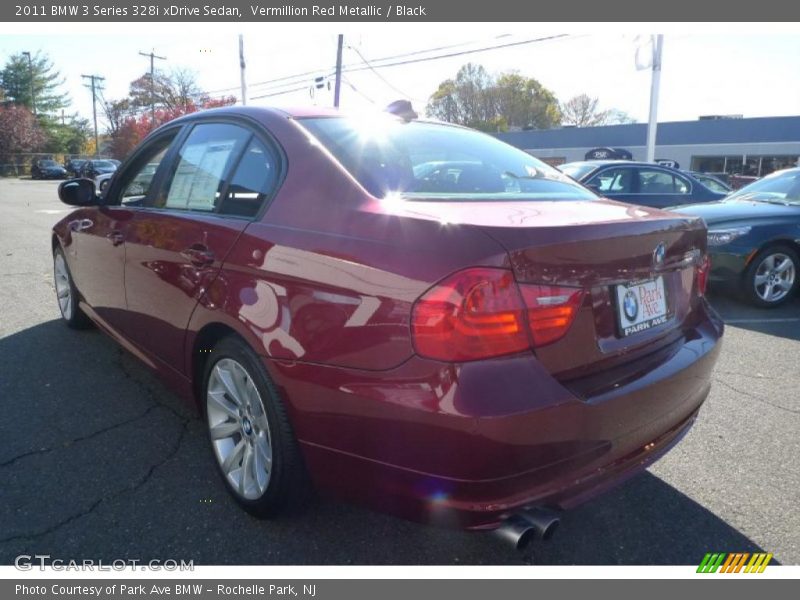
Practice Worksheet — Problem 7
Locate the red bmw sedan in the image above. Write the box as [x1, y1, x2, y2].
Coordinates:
[52, 106, 722, 546]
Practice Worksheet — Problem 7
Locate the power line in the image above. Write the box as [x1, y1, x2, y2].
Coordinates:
[209, 33, 569, 96]
[341, 76, 375, 105]
[247, 33, 573, 103]
[249, 84, 312, 101]
[345, 44, 415, 101]
[341, 33, 571, 74]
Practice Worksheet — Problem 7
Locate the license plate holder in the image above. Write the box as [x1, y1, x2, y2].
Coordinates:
[615, 276, 669, 338]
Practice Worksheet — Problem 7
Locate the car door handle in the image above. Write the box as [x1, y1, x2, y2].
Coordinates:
[180, 244, 215, 267]
[106, 231, 124, 246]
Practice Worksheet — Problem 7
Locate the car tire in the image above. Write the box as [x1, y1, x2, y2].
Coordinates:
[99, 179, 109, 193]
[53, 246, 93, 328]
[742, 244, 799, 308]
[202, 336, 310, 517]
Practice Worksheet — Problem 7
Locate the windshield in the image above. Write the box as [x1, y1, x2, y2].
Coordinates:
[39, 160, 57, 167]
[727, 169, 800, 205]
[299, 116, 597, 202]
[558, 162, 600, 181]
[93, 160, 116, 169]
[693, 174, 730, 194]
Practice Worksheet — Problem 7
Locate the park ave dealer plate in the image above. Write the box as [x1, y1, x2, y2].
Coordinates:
[615, 276, 669, 337]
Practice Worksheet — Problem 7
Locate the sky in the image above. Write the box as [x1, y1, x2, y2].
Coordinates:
[1, 23, 799, 130]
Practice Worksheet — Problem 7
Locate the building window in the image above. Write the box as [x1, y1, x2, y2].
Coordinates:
[691, 155, 799, 177]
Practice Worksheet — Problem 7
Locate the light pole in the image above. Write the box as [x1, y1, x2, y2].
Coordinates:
[21, 51, 35, 115]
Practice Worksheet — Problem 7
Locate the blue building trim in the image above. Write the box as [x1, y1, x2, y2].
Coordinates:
[494, 116, 800, 149]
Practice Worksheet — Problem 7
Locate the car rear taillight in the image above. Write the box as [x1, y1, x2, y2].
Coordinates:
[411, 268, 529, 361]
[411, 268, 583, 362]
[518, 285, 584, 347]
[696, 254, 710, 296]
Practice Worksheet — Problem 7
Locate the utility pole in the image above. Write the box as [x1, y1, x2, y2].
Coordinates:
[82, 74, 104, 157]
[333, 34, 344, 108]
[645, 35, 664, 163]
[239, 34, 247, 106]
[21, 51, 35, 115]
[139, 49, 167, 128]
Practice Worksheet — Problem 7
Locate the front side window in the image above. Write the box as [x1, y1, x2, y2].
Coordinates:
[588, 167, 634, 193]
[299, 116, 596, 202]
[153, 123, 251, 212]
[115, 134, 176, 206]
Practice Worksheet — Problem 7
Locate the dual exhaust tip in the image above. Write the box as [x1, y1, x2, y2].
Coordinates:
[493, 507, 560, 551]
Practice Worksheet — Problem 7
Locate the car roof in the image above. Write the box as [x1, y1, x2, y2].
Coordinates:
[561, 160, 681, 169]
[164, 105, 459, 128]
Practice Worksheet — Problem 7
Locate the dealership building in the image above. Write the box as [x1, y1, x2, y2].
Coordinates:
[494, 115, 800, 177]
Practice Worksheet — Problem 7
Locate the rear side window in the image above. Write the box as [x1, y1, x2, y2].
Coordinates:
[154, 123, 251, 212]
[219, 138, 279, 217]
[299, 116, 596, 202]
[638, 169, 690, 194]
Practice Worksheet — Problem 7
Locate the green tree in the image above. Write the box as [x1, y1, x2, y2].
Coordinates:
[427, 63, 561, 131]
[0, 51, 70, 114]
[493, 72, 561, 130]
[40, 116, 92, 155]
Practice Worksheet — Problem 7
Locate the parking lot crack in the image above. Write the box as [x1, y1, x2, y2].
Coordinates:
[0, 404, 160, 469]
[0, 414, 191, 545]
[714, 378, 800, 415]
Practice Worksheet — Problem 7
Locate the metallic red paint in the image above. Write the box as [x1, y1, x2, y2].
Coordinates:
[52, 106, 723, 530]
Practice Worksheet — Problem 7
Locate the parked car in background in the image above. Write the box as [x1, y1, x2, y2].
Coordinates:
[52, 107, 722, 544]
[673, 168, 800, 307]
[558, 160, 728, 208]
[31, 159, 67, 180]
[94, 172, 114, 194]
[78, 159, 118, 179]
[64, 158, 87, 177]
[704, 172, 759, 190]
[684, 171, 732, 195]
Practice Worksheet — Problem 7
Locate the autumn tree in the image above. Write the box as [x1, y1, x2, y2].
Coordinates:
[108, 95, 236, 159]
[560, 94, 610, 127]
[129, 67, 207, 113]
[0, 105, 46, 174]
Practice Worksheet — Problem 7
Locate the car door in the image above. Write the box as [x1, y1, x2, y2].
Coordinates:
[120, 120, 258, 372]
[633, 166, 693, 208]
[70, 128, 182, 333]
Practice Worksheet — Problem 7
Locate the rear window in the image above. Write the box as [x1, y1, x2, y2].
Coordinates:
[299, 116, 596, 202]
[558, 162, 600, 181]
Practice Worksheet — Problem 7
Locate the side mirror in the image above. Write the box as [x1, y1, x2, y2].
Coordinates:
[586, 181, 602, 192]
[58, 178, 98, 206]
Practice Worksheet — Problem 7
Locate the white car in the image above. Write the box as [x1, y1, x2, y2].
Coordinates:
[94, 172, 114, 194]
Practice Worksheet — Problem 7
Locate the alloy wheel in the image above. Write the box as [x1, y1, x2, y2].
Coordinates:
[206, 358, 273, 500]
[54, 251, 74, 320]
[753, 252, 796, 304]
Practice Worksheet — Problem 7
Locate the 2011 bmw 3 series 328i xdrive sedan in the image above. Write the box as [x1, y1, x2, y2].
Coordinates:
[52, 106, 722, 547]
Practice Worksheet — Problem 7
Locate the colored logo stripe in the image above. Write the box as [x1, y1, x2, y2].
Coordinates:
[697, 552, 772, 573]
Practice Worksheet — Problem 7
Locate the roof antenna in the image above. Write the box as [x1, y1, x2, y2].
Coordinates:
[384, 99, 417, 121]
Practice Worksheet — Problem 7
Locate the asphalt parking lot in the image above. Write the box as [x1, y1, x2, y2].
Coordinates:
[1, 177, 798, 566]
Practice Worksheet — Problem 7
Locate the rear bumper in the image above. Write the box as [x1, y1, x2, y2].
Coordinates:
[267, 302, 723, 529]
